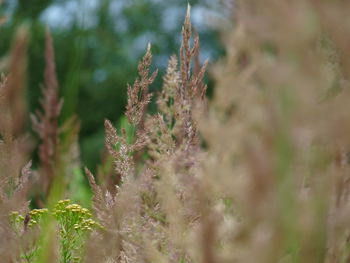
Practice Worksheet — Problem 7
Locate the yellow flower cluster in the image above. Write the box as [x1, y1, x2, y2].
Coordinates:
[10, 208, 48, 229]
[9, 211, 25, 230]
[28, 208, 49, 227]
[74, 218, 99, 231]
[9, 199, 101, 232]
[9, 200, 101, 263]
[10, 211, 24, 221]
[52, 199, 100, 232]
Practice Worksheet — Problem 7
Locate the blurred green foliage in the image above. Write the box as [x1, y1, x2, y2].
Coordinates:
[0, 0, 223, 169]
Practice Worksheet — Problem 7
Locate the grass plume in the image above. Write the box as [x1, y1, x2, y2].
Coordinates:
[2, 2, 350, 263]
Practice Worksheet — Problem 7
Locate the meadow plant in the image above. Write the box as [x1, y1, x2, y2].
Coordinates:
[9, 200, 99, 263]
[31, 28, 63, 197]
[2, 1, 350, 263]
[52, 199, 101, 263]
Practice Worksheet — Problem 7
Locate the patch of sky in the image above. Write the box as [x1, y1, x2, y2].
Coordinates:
[109, 0, 127, 16]
[40, 0, 99, 30]
[40, 2, 75, 29]
[109, 1, 129, 33]
[93, 68, 107, 84]
[161, 6, 183, 32]
[131, 31, 160, 59]
[191, 5, 208, 31]
[154, 54, 169, 69]
[2, 0, 17, 16]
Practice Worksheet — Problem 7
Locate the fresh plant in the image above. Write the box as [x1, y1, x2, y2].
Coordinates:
[10, 209, 48, 262]
[9, 200, 100, 263]
[52, 199, 101, 263]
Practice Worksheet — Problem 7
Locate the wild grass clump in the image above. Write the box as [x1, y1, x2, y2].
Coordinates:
[1, 1, 350, 262]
